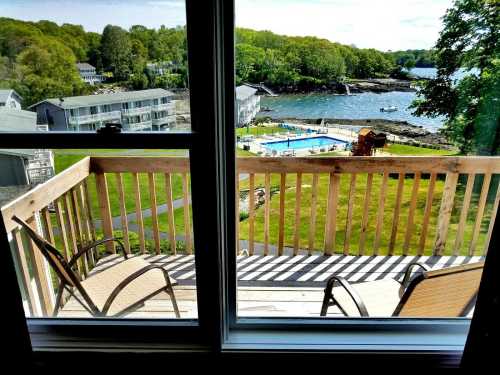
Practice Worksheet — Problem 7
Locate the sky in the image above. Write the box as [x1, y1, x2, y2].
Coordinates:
[0, 0, 454, 51]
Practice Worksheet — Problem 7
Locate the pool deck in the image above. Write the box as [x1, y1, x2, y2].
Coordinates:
[238, 125, 356, 156]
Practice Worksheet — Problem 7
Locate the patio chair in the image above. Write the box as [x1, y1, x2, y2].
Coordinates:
[12, 216, 180, 318]
[320, 261, 484, 317]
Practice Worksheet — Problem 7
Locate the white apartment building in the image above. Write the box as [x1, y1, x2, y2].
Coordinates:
[236, 85, 260, 127]
[0, 89, 22, 109]
[30, 89, 176, 131]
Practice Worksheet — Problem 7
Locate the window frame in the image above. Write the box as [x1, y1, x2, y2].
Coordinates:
[0, 0, 496, 366]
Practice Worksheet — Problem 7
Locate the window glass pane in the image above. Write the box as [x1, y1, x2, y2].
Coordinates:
[1, 147, 197, 320]
[0, 0, 191, 132]
[234, 0, 497, 319]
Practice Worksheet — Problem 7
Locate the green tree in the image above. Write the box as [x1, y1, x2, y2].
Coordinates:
[412, 0, 499, 155]
[100, 25, 132, 81]
[14, 37, 87, 106]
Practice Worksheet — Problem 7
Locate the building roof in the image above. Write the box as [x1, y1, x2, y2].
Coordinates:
[29, 88, 174, 110]
[76, 62, 96, 70]
[0, 108, 37, 131]
[0, 89, 22, 103]
[359, 128, 375, 136]
[236, 85, 258, 101]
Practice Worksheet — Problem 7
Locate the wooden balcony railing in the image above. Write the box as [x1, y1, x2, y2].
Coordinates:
[1, 156, 499, 317]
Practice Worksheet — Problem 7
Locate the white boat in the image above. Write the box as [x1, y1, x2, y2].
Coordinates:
[380, 106, 398, 112]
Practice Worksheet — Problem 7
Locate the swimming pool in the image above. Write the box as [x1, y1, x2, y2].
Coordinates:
[262, 136, 347, 152]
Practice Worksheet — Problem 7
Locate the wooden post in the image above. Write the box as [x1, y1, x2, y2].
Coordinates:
[293, 172, 302, 255]
[469, 173, 492, 256]
[324, 173, 340, 255]
[343, 173, 357, 255]
[453, 173, 475, 255]
[359, 173, 373, 255]
[389, 173, 405, 255]
[148, 173, 161, 254]
[278, 173, 286, 256]
[308, 173, 319, 255]
[115, 173, 131, 254]
[95, 173, 115, 253]
[165, 173, 177, 255]
[264, 173, 271, 256]
[433, 172, 459, 255]
[418, 173, 437, 256]
[403, 172, 421, 255]
[182, 173, 192, 254]
[248, 173, 255, 255]
[131, 172, 146, 254]
[373, 172, 389, 255]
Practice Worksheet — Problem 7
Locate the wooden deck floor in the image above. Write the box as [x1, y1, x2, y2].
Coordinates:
[58, 254, 484, 319]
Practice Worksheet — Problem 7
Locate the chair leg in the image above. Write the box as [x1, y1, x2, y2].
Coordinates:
[166, 287, 180, 318]
[320, 279, 335, 316]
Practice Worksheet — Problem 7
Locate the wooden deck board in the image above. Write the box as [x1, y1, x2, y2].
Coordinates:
[58, 254, 483, 319]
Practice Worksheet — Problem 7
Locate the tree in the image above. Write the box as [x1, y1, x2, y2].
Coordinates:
[411, 0, 500, 155]
[14, 37, 87, 106]
[100, 25, 132, 81]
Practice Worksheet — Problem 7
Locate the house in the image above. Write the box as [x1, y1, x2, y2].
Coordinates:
[236, 84, 260, 127]
[0, 107, 37, 131]
[76, 62, 105, 85]
[146, 61, 175, 77]
[0, 113, 53, 187]
[29, 88, 176, 131]
[0, 89, 22, 109]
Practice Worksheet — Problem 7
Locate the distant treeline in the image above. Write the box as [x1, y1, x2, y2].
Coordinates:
[0, 18, 434, 106]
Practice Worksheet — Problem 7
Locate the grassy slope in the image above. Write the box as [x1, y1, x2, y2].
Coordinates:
[385, 144, 457, 156]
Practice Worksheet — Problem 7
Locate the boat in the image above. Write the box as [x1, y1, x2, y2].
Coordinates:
[380, 106, 398, 112]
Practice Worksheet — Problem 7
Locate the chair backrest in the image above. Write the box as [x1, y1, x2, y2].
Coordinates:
[12, 216, 80, 288]
[394, 262, 484, 317]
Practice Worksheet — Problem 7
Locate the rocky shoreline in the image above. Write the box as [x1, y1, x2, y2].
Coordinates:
[268, 78, 416, 94]
[265, 117, 454, 149]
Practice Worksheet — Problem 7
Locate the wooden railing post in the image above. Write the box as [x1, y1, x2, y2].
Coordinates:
[434, 173, 459, 255]
[95, 172, 115, 253]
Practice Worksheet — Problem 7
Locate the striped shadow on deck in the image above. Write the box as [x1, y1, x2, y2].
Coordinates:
[91, 254, 484, 288]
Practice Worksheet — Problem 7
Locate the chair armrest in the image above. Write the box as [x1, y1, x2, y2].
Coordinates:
[68, 238, 127, 268]
[401, 262, 430, 289]
[101, 265, 175, 316]
[321, 275, 369, 317]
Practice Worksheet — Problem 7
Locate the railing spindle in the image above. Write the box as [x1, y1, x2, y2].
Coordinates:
[469, 173, 492, 256]
[148, 173, 161, 254]
[264, 173, 271, 256]
[373, 172, 389, 255]
[95, 173, 115, 253]
[358, 173, 373, 255]
[483, 182, 500, 255]
[164, 173, 177, 255]
[54, 198, 71, 260]
[388, 173, 405, 255]
[293, 172, 302, 255]
[343, 173, 357, 255]
[403, 172, 421, 256]
[115, 173, 131, 254]
[418, 173, 437, 255]
[248, 173, 255, 255]
[434, 172, 459, 255]
[324, 172, 340, 255]
[278, 173, 286, 256]
[132, 172, 146, 254]
[63, 193, 83, 275]
[182, 173, 192, 254]
[70, 188, 88, 274]
[453, 173, 475, 255]
[308, 173, 319, 255]
[26, 216, 54, 316]
[13, 229, 36, 316]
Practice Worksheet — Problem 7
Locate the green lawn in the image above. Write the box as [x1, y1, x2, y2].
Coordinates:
[236, 126, 288, 137]
[385, 143, 457, 156]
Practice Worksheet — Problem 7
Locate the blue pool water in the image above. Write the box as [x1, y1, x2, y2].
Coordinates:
[263, 136, 347, 151]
